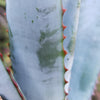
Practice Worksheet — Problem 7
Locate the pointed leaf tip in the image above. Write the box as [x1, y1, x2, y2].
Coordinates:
[62, 8, 67, 15]
[64, 78, 68, 83]
[63, 34, 66, 40]
[62, 24, 67, 30]
[64, 65, 68, 71]
[64, 90, 68, 96]
[63, 48, 68, 55]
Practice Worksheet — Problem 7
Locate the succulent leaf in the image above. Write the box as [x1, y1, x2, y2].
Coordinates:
[0, 59, 21, 100]
[62, 0, 81, 96]
[6, 0, 65, 100]
[68, 0, 100, 100]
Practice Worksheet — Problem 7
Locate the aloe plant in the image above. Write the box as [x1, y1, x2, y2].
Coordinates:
[0, 0, 100, 100]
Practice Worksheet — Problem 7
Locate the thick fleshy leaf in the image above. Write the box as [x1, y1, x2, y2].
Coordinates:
[62, 0, 81, 94]
[0, 59, 21, 100]
[6, 0, 65, 100]
[68, 0, 100, 100]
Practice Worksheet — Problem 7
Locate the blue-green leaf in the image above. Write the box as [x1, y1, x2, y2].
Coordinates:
[7, 0, 65, 100]
[68, 0, 100, 100]
[0, 59, 21, 100]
